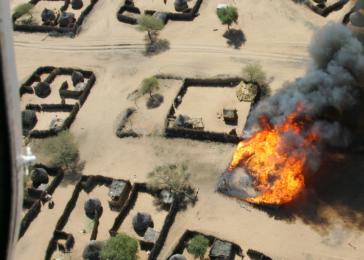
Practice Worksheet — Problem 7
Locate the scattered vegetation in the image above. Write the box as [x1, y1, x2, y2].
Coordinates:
[242, 63, 267, 86]
[100, 233, 138, 260]
[216, 6, 239, 31]
[187, 235, 210, 259]
[12, 3, 34, 20]
[31, 131, 83, 181]
[141, 76, 160, 98]
[147, 163, 194, 200]
[137, 15, 165, 43]
[242, 63, 271, 98]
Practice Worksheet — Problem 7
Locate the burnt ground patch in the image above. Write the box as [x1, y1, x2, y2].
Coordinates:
[20, 66, 96, 138]
[13, 0, 99, 37]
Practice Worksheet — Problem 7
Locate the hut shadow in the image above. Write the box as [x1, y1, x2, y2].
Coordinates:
[144, 39, 170, 56]
[223, 29, 246, 49]
[252, 151, 364, 234]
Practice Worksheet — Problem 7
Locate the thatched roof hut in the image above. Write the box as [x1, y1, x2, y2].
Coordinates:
[31, 168, 49, 188]
[71, 0, 83, 10]
[174, 0, 188, 12]
[223, 109, 238, 126]
[34, 82, 51, 98]
[209, 240, 233, 260]
[350, 10, 364, 27]
[41, 8, 56, 24]
[169, 254, 187, 260]
[22, 110, 38, 134]
[84, 198, 102, 220]
[143, 227, 159, 243]
[59, 12, 76, 28]
[132, 212, 153, 236]
[236, 82, 258, 102]
[108, 180, 127, 199]
[82, 240, 104, 260]
[72, 71, 84, 86]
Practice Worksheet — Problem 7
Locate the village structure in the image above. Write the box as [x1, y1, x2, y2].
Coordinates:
[10, 0, 364, 260]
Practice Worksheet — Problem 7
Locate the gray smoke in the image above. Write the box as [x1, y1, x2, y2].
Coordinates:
[246, 23, 364, 149]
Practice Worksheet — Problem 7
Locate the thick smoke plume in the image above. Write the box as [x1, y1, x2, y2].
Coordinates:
[217, 23, 364, 200]
[247, 23, 364, 150]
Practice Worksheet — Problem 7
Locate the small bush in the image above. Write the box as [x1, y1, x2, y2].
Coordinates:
[217, 6, 238, 30]
[13, 3, 34, 20]
[187, 235, 209, 259]
[31, 131, 79, 174]
[147, 163, 192, 195]
[141, 76, 159, 97]
[137, 15, 165, 43]
[242, 63, 267, 86]
[100, 233, 138, 260]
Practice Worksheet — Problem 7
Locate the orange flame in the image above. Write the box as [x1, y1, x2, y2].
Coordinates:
[228, 104, 319, 205]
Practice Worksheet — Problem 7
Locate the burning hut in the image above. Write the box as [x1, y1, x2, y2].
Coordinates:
[223, 109, 238, 125]
[108, 180, 130, 211]
[209, 240, 234, 260]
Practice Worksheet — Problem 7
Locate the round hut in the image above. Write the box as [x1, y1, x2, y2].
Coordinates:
[71, 0, 83, 10]
[169, 254, 187, 260]
[41, 8, 56, 24]
[82, 241, 104, 260]
[84, 198, 103, 220]
[34, 82, 51, 98]
[132, 212, 153, 236]
[72, 71, 84, 86]
[31, 168, 49, 188]
[59, 12, 76, 28]
[174, 0, 188, 12]
[22, 110, 38, 134]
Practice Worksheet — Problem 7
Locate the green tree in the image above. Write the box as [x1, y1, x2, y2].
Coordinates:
[147, 164, 192, 197]
[187, 235, 209, 259]
[12, 3, 34, 21]
[100, 233, 138, 260]
[31, 131, 79, 173]
[141, 76, 160, 98]
[137, 15, 165, 43]
[242, 63, 267, 86]
[216, 6, 238, 31]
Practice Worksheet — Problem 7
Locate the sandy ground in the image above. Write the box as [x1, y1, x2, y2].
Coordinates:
[12, 0, 364, 259]
[175, 87, 251, 133]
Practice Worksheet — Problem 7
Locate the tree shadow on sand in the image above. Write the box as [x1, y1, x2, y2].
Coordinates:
[251, 151, 364, 235]
[223, 29, 246, 49]
[144, 32, 170, 56]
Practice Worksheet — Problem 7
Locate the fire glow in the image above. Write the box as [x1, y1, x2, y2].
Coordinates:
[228, 104, 319, 205]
